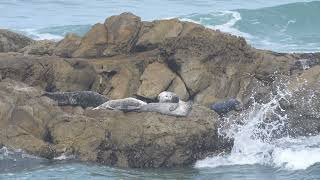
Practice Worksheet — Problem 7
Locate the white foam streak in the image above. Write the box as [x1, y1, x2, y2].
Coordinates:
[180, 11, 252, 38]
[54, 154, 75, 160]
[20, 28, 63, 41]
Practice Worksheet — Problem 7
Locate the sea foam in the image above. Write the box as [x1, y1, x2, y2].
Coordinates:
[196, 85, 320, 170]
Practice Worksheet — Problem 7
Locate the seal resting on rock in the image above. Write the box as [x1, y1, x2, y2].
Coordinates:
[139, 101, 192, 117]
[43, 91, 108, 108]
[93, 98, 147, 112]
[210, 98, 242, 115]
[139, 91, 192, 117]
[158, 91, 179, 103]
[94, 91, 192, 116]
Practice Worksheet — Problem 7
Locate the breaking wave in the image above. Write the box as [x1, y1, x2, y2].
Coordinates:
[196, 84, 320, 170]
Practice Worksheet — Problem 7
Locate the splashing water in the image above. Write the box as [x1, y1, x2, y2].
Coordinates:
[196, 85, 320, 170]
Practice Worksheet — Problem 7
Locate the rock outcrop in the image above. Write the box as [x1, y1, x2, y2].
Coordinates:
[54, 33, 81, 58]
[72, 23, 108, 58]
[0, 29, 33, 52]
[0, 12, 320, 168]
[0, 79, 231, 168]
[137, 62, 176, 100]
[20, 40, 56, 56]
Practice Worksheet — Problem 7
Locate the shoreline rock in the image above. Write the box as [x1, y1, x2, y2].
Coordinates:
[0, 79, 232, 168]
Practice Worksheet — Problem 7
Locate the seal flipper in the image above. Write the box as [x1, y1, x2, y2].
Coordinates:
[169, 103, 179, 111]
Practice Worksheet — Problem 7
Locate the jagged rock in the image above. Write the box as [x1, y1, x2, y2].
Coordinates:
[49, 60, 98, 91]
[137, 62, 176, 99]
[107, 68, 135, 99]
[180, 61, 211, 96]
[0, 54, 98, 92]
[73, 23, 108, 58]
[0, 79, 231, 168]
[283, 66, 320, 137]
[0, 29, 33, 52]
[103, 12, 142, 56]
[54, 33, 81, 58]
[20, 40, 56, 56]
[135, 19, 183, 51]
[167, 76, 189, 101]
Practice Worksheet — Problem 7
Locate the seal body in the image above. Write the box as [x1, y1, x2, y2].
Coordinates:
[44, 91, 107, 108]
[210, 98, 241, 115]
[94, 97, 147, 112]
[140, 101, 192, 117]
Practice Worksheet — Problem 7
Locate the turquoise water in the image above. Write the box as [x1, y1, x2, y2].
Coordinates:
[1, 154, 320, 180]
[0, 0, 319, 52]
[2, 161, 320, 180]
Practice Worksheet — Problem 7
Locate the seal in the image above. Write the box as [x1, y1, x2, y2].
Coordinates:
[139, 91, 192, 116]
[158, 91, 181, 111]
[43, 91, 108, 108]
[139, 100, 192, 117]
[94, 91, 192, 116]
[93, 97, 147, 112]
[210, 98, 242, 115]
[158, 91, 179, 103]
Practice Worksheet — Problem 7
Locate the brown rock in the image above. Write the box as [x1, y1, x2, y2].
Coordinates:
[167, 76, 189, 101]
[137, 62, 176, 99]
[0, 79, 231, 168]
[180, 61, 211, 96]
[50, 60, 98, 91]
[107, 68, 134, 99]
[54, 33, 81, 58]
[0, 29, 33, 52]
[73, 23, 108, 58]
[20, 40, 56, 56]
[88, 104, 229, 168]
[103, 12, 142, 56]
[136, 19, 183, 51]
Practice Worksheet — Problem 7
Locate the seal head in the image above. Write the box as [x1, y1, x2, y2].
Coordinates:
[158, 91, 179, 103]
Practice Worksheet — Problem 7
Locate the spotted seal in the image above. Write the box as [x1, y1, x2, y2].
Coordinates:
[43, 91, 108, 108]
[158, 91, 179, 103]
[157, 91, 181, 111]
[139, 100, 192, 117]
[139, 91, 192, 117]
[93, 97, 147, 112]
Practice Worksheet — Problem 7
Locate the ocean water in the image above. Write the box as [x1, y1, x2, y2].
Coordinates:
[0, 0, 319, 52]
[1, 0, 320, 179]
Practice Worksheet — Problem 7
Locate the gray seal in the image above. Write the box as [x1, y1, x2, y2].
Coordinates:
[158, 91, 181, 111]
[94, 91, 192, 116]
[140, 91, 192, 117]
[210, 98, 242, 115]
[43, 91, 108, 108]
[93, 97, 147, 112]
[139, 100, 192, 117]
[158, 91, 179, 103]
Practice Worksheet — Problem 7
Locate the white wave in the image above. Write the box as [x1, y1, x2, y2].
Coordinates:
[0, 146, 40, 160]
[180, 11, 253, 39]
[211, 11, 252, 38]
[196, 85, 320, 170]
[54, 153, 75, 160]
[18, 28, 64, 41]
